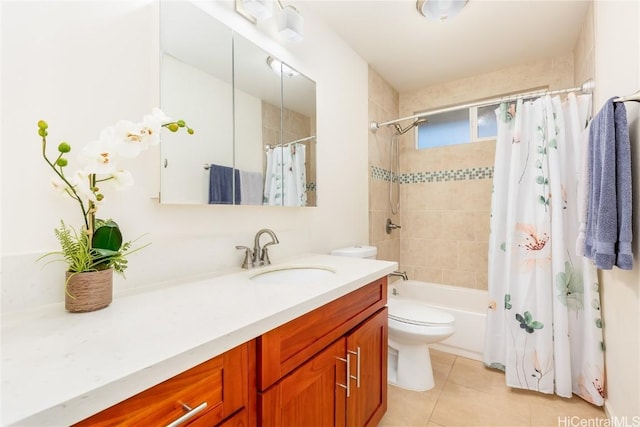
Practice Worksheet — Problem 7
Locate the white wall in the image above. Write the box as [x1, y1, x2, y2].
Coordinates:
[161, 54, 235, 204]
[0, 0, 370, 312]
[592, 0, 640, 420]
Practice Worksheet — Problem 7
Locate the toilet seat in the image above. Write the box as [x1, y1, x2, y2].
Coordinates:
[388, 297, 455, 327]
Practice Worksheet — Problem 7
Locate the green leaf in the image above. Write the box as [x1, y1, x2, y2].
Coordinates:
[556, 261, 584, 311]
[539, 195, 547, 204]
[92, 221, 123, 252]
[530, 321, 544, 330]
[504, 294, 512, 309]
[92, 248, 120, 257]
[548, 139, 557, 149]
[524, 311, 533, 324]
[536, 176, 546, 184]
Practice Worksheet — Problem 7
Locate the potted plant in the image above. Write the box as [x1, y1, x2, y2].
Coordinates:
[38, 108, 193, 312]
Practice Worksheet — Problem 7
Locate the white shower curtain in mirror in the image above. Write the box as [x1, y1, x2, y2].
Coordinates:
[483, 93, 605, 405]
[263, 143, 307, 206]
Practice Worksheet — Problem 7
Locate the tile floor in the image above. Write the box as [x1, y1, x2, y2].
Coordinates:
[378, 350, 606, 427]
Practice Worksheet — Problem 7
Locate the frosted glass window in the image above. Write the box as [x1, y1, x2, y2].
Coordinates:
[477, 104, 499, 139]
[416, 109, 469, 149]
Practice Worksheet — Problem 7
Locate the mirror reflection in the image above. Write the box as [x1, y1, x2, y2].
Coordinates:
[160, 1, 233, 204]
[159, 1, 317, 206]
[269, 60, 317, 206]
[232, 36, 281, 206]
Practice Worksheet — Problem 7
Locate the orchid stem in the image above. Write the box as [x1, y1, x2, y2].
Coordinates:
[41, 135, 90, 231]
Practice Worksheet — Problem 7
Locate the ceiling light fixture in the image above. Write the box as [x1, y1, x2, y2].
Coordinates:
[416, 0, 469, 22]
[267, 56, 299, 78]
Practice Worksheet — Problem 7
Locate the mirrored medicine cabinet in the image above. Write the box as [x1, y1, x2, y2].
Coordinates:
[159, 1, 317, 207]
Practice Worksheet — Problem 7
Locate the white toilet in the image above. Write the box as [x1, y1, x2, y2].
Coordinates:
[330, 245, 456, 392]
[387, 295, 455, 391]
[330, 245, 378, 260]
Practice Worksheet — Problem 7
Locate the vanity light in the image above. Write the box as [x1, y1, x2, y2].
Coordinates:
[267, 56, 299, 77]
[416, 0, 469, 22]
[277, 5, 304, 42]
[241, 0, 274, 21]
[235, 0, 304, 43]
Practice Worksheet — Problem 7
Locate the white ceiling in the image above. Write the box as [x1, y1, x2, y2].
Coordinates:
[303, 0, 590, 93]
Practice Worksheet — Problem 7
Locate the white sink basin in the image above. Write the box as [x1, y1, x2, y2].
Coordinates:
[250, 265, 336, 284]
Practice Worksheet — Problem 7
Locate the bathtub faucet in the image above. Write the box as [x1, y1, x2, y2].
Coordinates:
[389, 270, 408, 280]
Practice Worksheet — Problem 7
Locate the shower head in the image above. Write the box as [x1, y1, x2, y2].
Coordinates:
[392, 117, 428, 135]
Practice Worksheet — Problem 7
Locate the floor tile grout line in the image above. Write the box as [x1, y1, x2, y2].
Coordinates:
[427, 354, 457, 426]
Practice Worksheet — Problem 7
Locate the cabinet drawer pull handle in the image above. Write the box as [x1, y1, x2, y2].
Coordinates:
[336, 355, 351, 398]
[165, 401, 208, 427]
[348, 347, 361, 388]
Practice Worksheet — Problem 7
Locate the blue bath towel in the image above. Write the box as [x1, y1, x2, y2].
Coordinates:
[584, 98, 633, 270]
[208, 164, 241, 205]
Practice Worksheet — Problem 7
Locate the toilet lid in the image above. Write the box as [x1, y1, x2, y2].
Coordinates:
[388, 297, 455, 326]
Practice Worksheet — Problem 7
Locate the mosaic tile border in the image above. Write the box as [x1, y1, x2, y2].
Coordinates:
[370, 165, 493, 183]
[370, 165, 400, 183]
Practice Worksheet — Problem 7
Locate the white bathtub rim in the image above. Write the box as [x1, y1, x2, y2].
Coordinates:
[387, 280, 487, 362]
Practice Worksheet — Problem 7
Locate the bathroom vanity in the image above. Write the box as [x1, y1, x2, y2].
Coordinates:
[257, 277, 388, 426]
[1, 254, 396, 426]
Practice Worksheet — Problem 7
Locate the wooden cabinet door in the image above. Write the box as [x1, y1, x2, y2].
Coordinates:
[259, 339, 347, 427]
[346, 308, 388, 427]
[74, 342, 254, 427]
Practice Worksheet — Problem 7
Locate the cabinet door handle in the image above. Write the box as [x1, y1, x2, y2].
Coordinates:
[348, 347, 361, 388]
[165, 401, 208, 427]
[336, 355, 351, 398]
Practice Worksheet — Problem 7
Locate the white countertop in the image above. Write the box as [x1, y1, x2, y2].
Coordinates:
[1, 253, 396, 426]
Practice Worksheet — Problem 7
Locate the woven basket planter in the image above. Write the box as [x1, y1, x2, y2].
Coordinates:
[65, 269, 113, 313]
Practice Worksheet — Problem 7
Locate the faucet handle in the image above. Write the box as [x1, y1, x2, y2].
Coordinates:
[260, 241, 278, 265]
[235, 245, 253, 269]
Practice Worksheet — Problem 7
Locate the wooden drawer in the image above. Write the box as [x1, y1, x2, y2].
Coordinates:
[257, 277, 387, 390]
[75, 341, 253, 426]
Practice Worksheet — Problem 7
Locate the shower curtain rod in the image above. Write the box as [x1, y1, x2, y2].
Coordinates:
[369, 79, 595, 132]
[265, 135, 316, 149]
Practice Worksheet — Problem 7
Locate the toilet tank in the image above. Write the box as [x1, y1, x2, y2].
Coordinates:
[330, 245, 377, 259]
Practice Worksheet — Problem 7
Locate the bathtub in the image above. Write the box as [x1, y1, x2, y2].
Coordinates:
[388, 280, 488, 361]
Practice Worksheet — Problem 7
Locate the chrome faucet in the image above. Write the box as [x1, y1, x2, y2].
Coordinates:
[236, 228, 279, 269]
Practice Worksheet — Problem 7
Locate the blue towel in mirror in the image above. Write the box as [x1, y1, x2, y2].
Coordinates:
[208, 164, 241, 204]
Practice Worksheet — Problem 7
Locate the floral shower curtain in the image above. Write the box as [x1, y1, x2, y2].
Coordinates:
[263, 143, 307, 206]
[483, 93, 605, 405]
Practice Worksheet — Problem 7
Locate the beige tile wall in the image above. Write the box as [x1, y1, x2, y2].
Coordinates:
[573, 3, 594, 92]
[379, 54, 575, 290]
[398, 147, 494, 289]
[368, 66, 400, 263]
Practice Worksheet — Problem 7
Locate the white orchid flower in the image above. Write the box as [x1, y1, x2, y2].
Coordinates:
[79, 130, 121, 175]
[113, 108, 170, 157]
[110, 169, 134, 190]
[110, 121, 145, 158]
[70, 170, 99, 203]
[50, 176, 72, 196]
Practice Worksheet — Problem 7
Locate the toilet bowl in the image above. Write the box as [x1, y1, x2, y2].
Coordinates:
[330, 245, 455, 391]
[387, 295, 455, 391]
